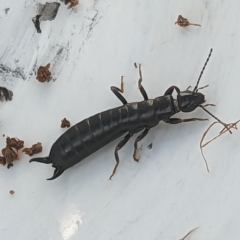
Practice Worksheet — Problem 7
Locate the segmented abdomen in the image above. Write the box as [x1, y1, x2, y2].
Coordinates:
[51, 96, 174, 168]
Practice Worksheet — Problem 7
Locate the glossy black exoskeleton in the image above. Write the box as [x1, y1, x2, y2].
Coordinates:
[30, 49, 219, 180]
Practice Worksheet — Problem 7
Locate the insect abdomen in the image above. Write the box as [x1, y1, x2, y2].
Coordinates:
[52, 97, 174, 168]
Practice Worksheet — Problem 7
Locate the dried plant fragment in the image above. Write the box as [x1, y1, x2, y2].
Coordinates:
[0, 87, 13, 101]
[134, 62, 138, 68]
[2, 147, 18, 164]
[200, 120, 240, 172]
[179, 227, 199, 240]
[0, 156, 6, 166]
[175, 15, 201, 27]
[61, 118, 71, 128]
[36, 63, 51, 83]
[0, 136, 24, 167]
[64, 0, 79, 9]
[22, 142, 42, 156]
[6, 137, 24, 150]
[9, 190, 15, 195]
[32, 2, 61, 33]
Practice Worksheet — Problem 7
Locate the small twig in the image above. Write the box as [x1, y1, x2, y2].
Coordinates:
[179, 227, 199, 240]
[22, 142, 42, 156]
[175, 15, 201, 27]
[199, 105, 232, 134]
[200, 120, 240, 172]
[220, 121, 239, 134]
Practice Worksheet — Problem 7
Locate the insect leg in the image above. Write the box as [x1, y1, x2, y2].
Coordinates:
[110, 76, 127, 105]
[133, 128, 150, 162]
[164, 118, 208, 124]
[109, 132, 133, 180]
[164, 86, 180, 95]
[138, 64, 148, 100]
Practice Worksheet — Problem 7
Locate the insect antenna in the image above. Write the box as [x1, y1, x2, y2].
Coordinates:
[193, 48, 213, 93]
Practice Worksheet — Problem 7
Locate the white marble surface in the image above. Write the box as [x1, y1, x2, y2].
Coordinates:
[0, 1, 240, 239]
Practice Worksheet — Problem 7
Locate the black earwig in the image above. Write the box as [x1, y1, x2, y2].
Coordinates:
[30, 49, 225, 180]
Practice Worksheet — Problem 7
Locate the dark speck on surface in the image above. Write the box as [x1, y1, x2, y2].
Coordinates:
[5, 8, 10, 14]
[7, 163, 13, 169]
[147, 143, 153, 149]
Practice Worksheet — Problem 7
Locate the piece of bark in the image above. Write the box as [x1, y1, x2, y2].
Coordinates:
[6, 137, 24, 150]
[61, 118, 71, 128]
[22, 142, 42, 156]
[36, 63, 51, 83]
[2, 147, 17, 164]
[0, 156, 6, 166]
[32, 2, 61, 33]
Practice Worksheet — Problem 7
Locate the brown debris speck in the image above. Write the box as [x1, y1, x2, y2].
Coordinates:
[61, 118, 71, 128]
[22, 142, 42, 157]
[9, 190, 15, 195]
[0, 156, 6, 166]
[175, 15, 201, 27]
[0, 136, 25, 168]
[36, 63, 51, 83]
[6, 137, 24, 150]
[134, 62, 138, 68]
[65, 0, 79, 9]
[2, 147, 17, 164]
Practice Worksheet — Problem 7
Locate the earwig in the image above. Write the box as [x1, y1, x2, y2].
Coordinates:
[30, 49, 231, 180]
